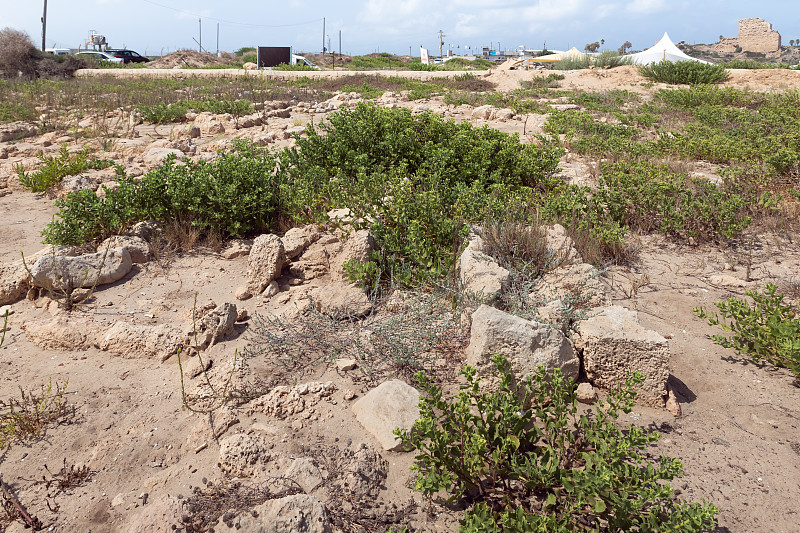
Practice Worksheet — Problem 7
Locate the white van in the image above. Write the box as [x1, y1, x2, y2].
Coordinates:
[45, 48, 71, 55]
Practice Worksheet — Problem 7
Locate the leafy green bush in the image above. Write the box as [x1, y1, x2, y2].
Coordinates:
[16, 145, 113, 192]
[135, 101, 189, 123]
[695, 284, 800, 376]
[340, 81, 384, 99]
[43, 140, 279, 244]
[135, 98, 253, 123]
[0, 100, 36, 122]
[553, 55, 592, 70]
[594, 51, 632, 69]
[280, 102, 563, 284]
[396, 354, 718, 532]
[638, 60, 729, 84]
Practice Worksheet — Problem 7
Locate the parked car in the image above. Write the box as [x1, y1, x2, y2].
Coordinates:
[74, 51, 124, 64]
[106, 49, 150, 64]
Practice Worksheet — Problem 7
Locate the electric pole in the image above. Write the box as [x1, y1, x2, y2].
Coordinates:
[438, 30, 445, 57]
[322, 18, 326, 54]
[41, 0, 48, 51]
[199, 19, 202, 53]
[216, 23, 219, 55]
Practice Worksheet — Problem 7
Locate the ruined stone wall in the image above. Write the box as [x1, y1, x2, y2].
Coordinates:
[737, 18, 781, 53]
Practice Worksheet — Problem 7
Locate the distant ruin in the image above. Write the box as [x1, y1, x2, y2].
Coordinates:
[716, 18, 781, 54]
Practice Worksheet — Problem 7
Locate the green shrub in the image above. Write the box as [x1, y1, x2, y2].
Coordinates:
[0, 100, 36, 122]
[638, 60, 729, 84]
[695, 284, 800, 376]
[396, 354, 718, 532]
[594, 51, 632, 69]
[553, 55, 592, 70]
[16, 145, 113, 192]
[43, 140, 279, 244]
[135, 101, 189, 123]
[340, 81, 384, 99]
[280, 102, 563, 284]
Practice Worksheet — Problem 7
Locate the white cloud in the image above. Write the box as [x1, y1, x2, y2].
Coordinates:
[626, 0, 666, 14]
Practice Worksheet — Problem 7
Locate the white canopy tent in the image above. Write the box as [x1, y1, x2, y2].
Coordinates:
[627, 33, 710, 65]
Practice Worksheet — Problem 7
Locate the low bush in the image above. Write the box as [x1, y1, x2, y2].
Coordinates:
[135, 98, 253, 123]
[0, 27, 38, 79]
[638, 60, 729, 84]
[0, 379, 74, 450]
[396, 354, 718, 532]
[43, 140, 279, 244]
[594, 51, 632, 69]
[16, 145, 114, 192]
[695, 284, 800, 376]
[553, 55, 592, 70]
[280, 102, 563, 284]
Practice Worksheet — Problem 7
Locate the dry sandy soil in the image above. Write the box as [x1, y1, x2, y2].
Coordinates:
[0, 68, 799, 532]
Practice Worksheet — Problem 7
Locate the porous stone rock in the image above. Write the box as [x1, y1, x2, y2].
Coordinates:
[459, 249, 510, 300]
[247, 234, 286, 294]
[218, 433, 272, 478]
[99, 235, 151, 264]
[247, 382, 336, 419]
[142, 147, 184, 166]
[352, 380, 420, 451]
[23, 317, 95, 351]
[330, 230, 375, 281]
[537, 262, 608, 310]
[99, 321, 184, 361]
[124, 495, 184, 533]
[310, 283, 372, 319]
[30, 247, 132, 292]
[466, 305, 580, 388]
[471, 105, 494, 120]
[0, 262, 31, 306]
[195, 302, 237, 347]
[213, 494, 331, 533]
[0, 122, 37, 142]
[282, 224, 323, 259]
[576, 382, 598, 404]
[235, 286, 252, 300]
[575, 306, 670, 408]
[220, 239, 252, 259]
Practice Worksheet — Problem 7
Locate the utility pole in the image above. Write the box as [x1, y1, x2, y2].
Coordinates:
[438, 29, 445, 57]
[216, 23, 219, 55]
[322, 18, 326, 54]
[41, 0, 47, 51]
[338, 30, 342, 70]
[199, 19, 202, 53]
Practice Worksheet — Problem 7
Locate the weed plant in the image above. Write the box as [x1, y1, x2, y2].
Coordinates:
[397, 354, 718, 532]
[44, 140, 279, 244]
[638, 60, 729, 84]
[695, 284, 800, 376]
[0, 380, 74, 450]
[16, 145, 113, 192]
[243, 291, 465, 385]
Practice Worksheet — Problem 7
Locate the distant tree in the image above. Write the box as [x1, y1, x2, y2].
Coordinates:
[719, 35, 724, 42]
[585, 41, 600, 53]
[601, 39, 605, 47]
[618, 41, 633, 54]
[791, 39, 796, 47]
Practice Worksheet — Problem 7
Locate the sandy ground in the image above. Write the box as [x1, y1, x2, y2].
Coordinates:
[1, 70, 799, 532]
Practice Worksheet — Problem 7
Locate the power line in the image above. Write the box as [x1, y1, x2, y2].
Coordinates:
[138, 0, 322, 28]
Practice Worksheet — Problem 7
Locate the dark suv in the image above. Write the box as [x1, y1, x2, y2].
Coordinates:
[106, 49, 150, 64]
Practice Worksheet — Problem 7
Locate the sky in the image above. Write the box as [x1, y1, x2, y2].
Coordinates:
[1, 0, 798, 57]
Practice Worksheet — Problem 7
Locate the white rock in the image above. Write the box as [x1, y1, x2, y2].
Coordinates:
[352, 380, 419, 451]
[575, 306, 670, 408]
[31, 247, 132, 292]
[466, 305, 579, 389]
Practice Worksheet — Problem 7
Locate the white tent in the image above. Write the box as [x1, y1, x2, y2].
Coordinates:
[627, 33, 710, 65]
